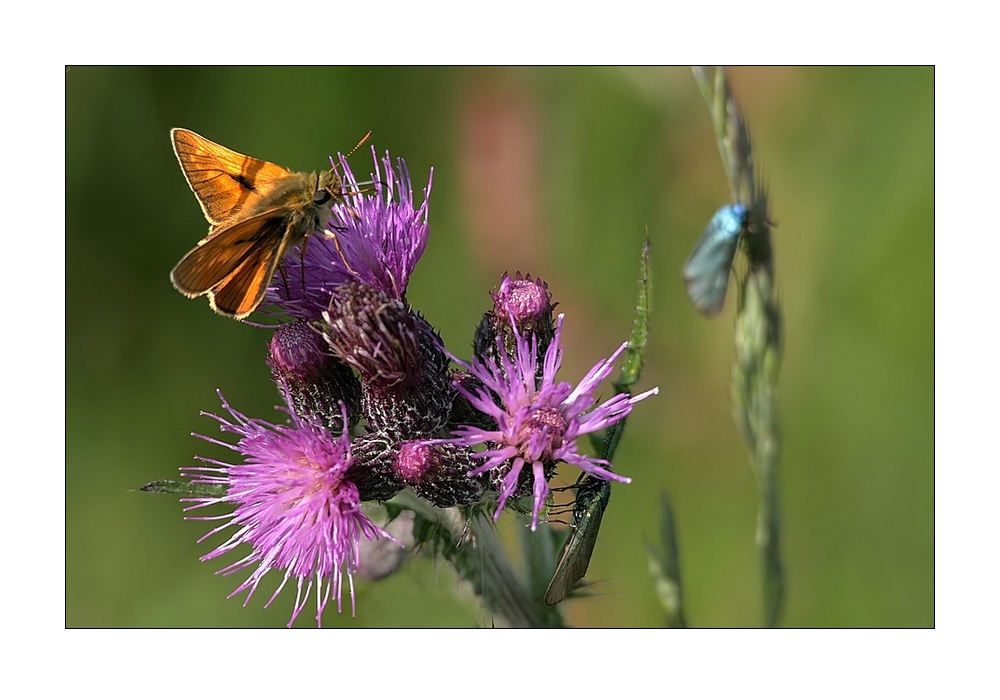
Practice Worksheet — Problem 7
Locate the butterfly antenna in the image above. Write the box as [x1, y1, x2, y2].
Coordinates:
[346, 130, 372, 158]
[344, 132, 390, 196]
[332, 131, 373, 178]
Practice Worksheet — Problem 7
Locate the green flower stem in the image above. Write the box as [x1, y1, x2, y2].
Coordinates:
[465, 511, 564, 627]
[392, 491, 564, 628]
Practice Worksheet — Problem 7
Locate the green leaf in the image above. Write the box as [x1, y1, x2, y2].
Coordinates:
[383, 501, 405, 523]
[137, 479, 227, 498]
[520, 521, 562, 601]
[599, 237, 653, 466]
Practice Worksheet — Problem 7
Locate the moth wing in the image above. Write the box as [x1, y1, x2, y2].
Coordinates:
[171, 128, 294, 225]
[683, 224, 740, 317]
[544, 479, 611, 606]
[544, 534, 592, 606]
[170, 212, 288, 299]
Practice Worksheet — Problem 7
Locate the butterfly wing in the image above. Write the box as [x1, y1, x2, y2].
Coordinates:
[171, 128, 294, 225]
[170, 212, 290, 318]
[683, 204, 747, 317]
[208, 223, 293, 319]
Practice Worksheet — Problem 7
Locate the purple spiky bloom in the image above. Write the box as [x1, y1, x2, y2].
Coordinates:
[269, 147, 433, 320]
[445, 314, 658, 530]
[181, 386, 396, 627]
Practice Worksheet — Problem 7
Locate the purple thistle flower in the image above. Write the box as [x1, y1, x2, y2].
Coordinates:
[269, 147, 433, 320]
[181, 386, 396, 627]
[445, 315, 658, 530]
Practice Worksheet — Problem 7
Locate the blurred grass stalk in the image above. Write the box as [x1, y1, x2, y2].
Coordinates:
[646, 493, 687, 628]
[693, 66, 784, 627]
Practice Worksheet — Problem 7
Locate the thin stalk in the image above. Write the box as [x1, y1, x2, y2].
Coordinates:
[693, 66, 784, 627]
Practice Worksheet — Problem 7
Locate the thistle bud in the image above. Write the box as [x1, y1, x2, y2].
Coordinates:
[324, 282, 455, 438]
[268, 320, 361, 433]
[474, 272, 555, 369]
[393, 441, 486, 508]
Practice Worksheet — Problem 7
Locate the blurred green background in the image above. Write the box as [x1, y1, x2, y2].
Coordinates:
[66, 66, 932, 628]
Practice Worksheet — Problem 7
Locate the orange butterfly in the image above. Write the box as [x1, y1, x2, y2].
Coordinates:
[169, 128, 344, 319]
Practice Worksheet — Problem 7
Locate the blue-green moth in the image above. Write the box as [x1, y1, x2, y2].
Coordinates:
[683, 203, 748, 316]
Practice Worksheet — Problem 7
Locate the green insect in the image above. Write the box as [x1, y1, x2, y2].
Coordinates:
[543, 474, 612, 606]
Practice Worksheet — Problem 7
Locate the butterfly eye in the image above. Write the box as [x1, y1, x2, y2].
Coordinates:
[313, 189, 332, 205]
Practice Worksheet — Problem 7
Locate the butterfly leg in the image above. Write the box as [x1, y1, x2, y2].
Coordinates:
[277, 259, 292, 299]
[319, 227, 358, 276]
